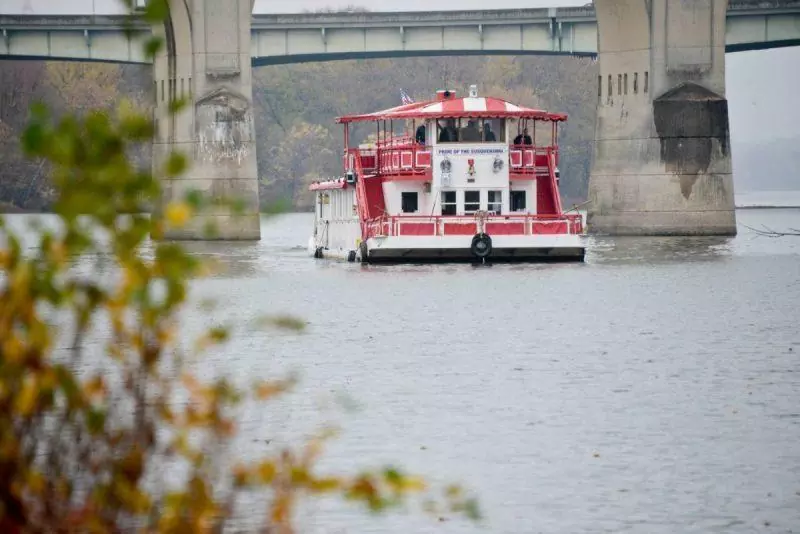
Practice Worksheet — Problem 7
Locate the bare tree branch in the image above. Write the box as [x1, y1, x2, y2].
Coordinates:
[742, 224, 800, 237]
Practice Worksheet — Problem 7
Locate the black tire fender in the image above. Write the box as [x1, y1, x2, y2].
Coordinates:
[470, 233, 492, 259]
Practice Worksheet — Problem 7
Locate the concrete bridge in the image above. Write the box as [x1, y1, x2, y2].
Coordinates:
[1, 0, 799, 239]
[1, 3, 799, 65]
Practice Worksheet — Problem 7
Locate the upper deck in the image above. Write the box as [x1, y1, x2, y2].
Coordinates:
[336, 87, 566, 183]
[311, 87, 571, 234]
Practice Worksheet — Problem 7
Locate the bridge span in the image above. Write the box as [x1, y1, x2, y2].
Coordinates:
[1, 0, 799, 240]
[1, 1, 800, 65]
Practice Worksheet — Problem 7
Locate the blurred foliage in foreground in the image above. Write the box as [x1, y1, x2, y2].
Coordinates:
[0, 3, 479, 531]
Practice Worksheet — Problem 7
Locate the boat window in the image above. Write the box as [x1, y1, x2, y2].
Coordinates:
[401, 192, 419, 213]
[510, 190, 527, 212]
[483, 119, 505, 142]
[437, 119, 459, 143]
[441, 191, 457, 215]
[437, 118, 505, 143]
[488, 190, 502, 214]
[464, 191, 481, 214]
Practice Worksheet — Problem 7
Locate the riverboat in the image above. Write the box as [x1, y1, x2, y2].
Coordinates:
[308, 86, 585, 263]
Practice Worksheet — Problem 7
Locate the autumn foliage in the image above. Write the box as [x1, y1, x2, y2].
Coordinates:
[0, 2, 478, 531]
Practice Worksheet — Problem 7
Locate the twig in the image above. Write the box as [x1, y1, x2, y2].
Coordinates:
[742, 223, 800, 238]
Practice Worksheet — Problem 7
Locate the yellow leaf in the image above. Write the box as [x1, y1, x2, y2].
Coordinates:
[48, 240, 67, 265]
[156, 325, 175, 345]
[309, 477, 341, 493]
[165, 202, 192, 228]
[254, 380, 292, 401]
[16, 376, 39, 416]
[26, 470, 46, 495]
[232, 464, 250, 487]
[83, 376, 106, 400]
[404, 477, 427, 492]
[445, 484, 462, 498]
[2, 337, 24, 364]
[257, 461, 276, 484]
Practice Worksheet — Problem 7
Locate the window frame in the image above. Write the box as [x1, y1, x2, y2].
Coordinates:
[464, 190, 481, 214]
[437, 118, 505, 144]
[441, 190, 457, 216]
[401, 191, 419, 214]
[487, 190, 502, 214]
[510, 190, 527, 213]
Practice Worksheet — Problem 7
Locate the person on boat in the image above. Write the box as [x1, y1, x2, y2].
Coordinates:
[514, 128, 533, 145]
[483, 122, 497, 142]
[439, 119, 458, 142]
[461, 120, 481, 142]
[415, 124, 426, 145]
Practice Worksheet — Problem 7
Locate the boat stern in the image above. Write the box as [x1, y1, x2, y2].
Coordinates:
[363, 234, 585, 263]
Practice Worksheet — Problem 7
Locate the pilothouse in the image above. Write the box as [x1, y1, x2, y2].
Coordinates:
[308, 86, 586, 263]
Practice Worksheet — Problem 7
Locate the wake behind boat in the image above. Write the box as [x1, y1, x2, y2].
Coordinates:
[308, 85, 586, 263]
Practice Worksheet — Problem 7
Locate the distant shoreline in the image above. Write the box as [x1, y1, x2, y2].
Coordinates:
[736, 205, 800, 210]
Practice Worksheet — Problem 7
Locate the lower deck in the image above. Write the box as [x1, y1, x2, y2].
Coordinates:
[310, 213, 586, 264]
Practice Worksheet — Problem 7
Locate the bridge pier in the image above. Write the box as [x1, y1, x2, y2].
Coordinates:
[153, 0, 260, 240]
[588, 0, 737, 236]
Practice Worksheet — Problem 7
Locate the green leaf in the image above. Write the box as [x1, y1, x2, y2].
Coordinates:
[120, 114, 155, 140]
[86, 409, 107, 435]
[168, 97, 190, 114]
[21, 123, 47, 156]
[143, 36, 164, 60]
[29, 101, 49, 121]
[141, 0, 170, 23]
[165, 152, 188, 177]
[185, 189, 204, 209]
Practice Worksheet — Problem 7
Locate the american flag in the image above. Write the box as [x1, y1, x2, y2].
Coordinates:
[400, 88, 414, 105]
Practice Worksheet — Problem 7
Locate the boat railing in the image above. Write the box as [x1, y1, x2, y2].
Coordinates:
[348, 144, 558, 177]
[508, 145, 558, 176]
[347, 146, 432, 176]
[376, 134, 415, 148]
[364, 213, 583, 240]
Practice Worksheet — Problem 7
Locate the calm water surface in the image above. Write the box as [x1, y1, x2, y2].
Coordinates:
[5, 207, 800, 533]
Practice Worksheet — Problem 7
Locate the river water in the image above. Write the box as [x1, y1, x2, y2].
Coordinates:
[4, 206, 800, 533]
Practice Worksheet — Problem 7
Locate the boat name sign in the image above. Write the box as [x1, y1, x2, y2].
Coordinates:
[436, 147, 507, 156]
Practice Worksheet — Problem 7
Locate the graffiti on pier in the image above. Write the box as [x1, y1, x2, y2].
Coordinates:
[195, 87, 253, 165]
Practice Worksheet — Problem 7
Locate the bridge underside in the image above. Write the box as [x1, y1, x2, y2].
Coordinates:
[0, 10, 799, 65]
[2, 41, 799, 67]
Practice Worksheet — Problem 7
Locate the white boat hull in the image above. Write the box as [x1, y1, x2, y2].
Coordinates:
[308, 219, 585, 263]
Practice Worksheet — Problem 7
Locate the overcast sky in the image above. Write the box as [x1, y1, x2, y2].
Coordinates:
[2, 0, 798, 142]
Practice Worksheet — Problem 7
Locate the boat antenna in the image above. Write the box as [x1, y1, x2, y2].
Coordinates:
[443, 64, 449, 92]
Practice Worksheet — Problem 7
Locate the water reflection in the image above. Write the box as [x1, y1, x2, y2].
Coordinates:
[588, 235, 734, 265]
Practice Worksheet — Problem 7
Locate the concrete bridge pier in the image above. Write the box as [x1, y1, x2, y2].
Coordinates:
[588, 0, 737, 236]
[153, 0, 260, 240]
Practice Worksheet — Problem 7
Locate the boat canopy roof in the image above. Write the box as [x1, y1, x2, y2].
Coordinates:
[336, 96, 568, 124]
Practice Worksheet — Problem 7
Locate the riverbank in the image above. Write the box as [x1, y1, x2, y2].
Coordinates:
[0, 202, 32, 214]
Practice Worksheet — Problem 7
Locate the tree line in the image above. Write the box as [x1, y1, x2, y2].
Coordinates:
[0, 55, 598, 213]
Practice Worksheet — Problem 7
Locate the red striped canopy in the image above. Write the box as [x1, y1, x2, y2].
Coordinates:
[337, 96, 567, 123]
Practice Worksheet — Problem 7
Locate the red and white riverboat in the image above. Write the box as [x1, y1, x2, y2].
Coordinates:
[308, 86, 585, 263]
